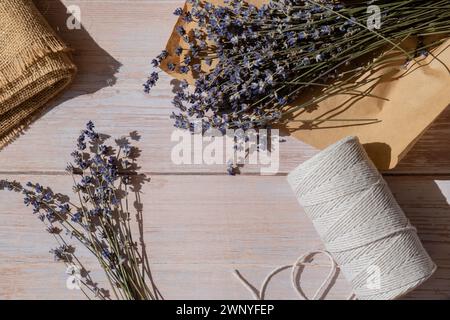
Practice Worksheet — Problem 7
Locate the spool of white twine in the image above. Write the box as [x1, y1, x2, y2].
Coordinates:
[286, 136, 436, 299]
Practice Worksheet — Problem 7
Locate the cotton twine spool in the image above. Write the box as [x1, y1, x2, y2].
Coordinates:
[284, 136, 436, 299]
[235, 136, 436, 300]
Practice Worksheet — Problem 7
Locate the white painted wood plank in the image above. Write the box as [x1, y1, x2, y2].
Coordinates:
[1, 174, 449, 299]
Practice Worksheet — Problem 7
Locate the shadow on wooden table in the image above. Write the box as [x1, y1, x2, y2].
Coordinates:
[384, 104, 450, 299]
[35, 0, 122, 105]
[387, 178, 450, 299]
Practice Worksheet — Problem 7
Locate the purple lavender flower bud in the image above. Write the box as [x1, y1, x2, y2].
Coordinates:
[183, 12, 193, 23]
[179, 65, 190, 74]
[59, 203, 70, 214]
[71, 212, 83, 223]
[180, 80, 189, 89]
[167, 63, 176, 71]
[123, 145, 131, 157]
[144, 72, 159, 93]
[175, 46, 183, 56]
[35, 183, 43, 193]
[157, 50, 169, 61]
[176, 26, 186, 36]
[86, 121, 95, 131]
[173, 7, 184, 16]
[102, 248, 111, 259]
[184, 55, 192, 65]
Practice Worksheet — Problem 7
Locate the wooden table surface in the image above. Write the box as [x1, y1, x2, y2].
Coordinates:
[1, 0, 449, 300]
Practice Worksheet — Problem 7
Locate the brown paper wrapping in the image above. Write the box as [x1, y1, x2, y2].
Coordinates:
[161, 0, 450, 170]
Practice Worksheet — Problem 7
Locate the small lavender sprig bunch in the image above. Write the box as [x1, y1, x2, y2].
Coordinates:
[0, 122, 160, 300]
[145, 0, 450, 132]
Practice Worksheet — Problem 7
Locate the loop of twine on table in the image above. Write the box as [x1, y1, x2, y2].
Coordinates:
[234, 250, 356, 300]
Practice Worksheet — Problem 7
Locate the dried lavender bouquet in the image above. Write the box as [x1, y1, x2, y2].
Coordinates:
[145, 0, 450, 132]
[0, 122, 160, 300]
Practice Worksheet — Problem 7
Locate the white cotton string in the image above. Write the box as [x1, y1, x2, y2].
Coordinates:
[284, 136, 436, 300]
[234, 250, 343, 300]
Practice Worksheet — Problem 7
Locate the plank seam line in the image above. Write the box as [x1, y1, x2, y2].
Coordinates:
[2, 171, 450, 177]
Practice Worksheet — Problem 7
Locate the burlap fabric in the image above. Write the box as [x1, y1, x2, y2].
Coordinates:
[0, 0, 76, 148]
